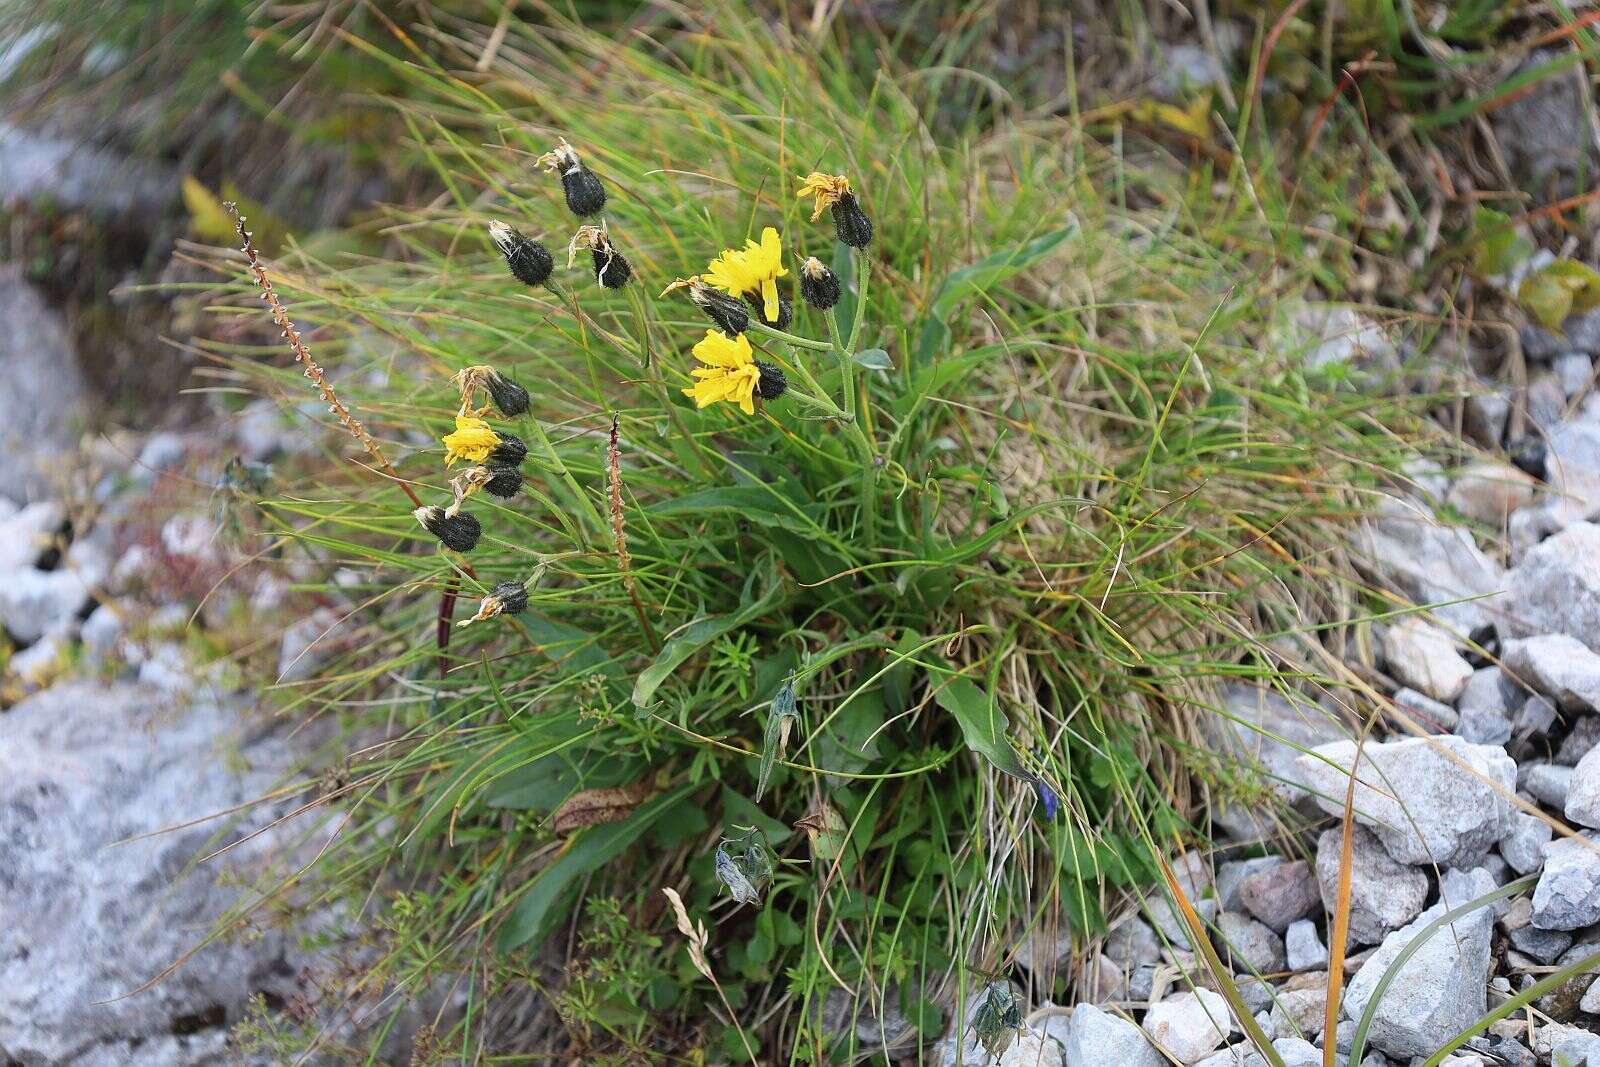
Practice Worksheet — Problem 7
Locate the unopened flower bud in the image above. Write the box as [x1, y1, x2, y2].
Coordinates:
[540, 140, 606, 217]
[663, 277, 750, 337]
[568, 225, 630, 290]
[483, 370, 530, 418]
[414, 506, 482, 552]
[799, 257, 840, 310]
[483, 464, 522, 498]
[754, 361, 787, 401]
[744, 293, 792, 331]
[830, 192, 873, 248]
[488, 221, 553, 288]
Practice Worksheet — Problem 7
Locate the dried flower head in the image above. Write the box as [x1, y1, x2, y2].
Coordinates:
[970, 982, 1022, 1055]
[797, 171, 873, 248]
[704, 226, 789, 325]
[452, 365, 530, 418]
[457, 579, 529, 627]
[713, 826, 773, 906]
[568, 223, 631, 289]
[798, 256, 841, 310]
[414, 505, 482, 552]
[487, 220, 554, 288]
[539, 138, 607, 217]
[683, 329, 761, 415]
[662, 275, 750, 337]
[446, 464, 522, 515]
[440, 415, 502, 466]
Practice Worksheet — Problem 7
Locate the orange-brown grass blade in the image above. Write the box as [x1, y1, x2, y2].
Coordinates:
[1323, 723, 1372, 1067]
[1157, 847, 1287, 1067]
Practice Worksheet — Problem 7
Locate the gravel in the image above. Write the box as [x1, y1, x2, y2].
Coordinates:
[1284, 920, 1325, 973]
[1500, 811, 1554, 875]
[1380, 618, 1473, 702]
[1315, 826, 1428, 946]
[1236, 859, 1320, 933]
[1531, 832, 1600, 930]
[1500, 634, 1600, 711]
[1522, 762, 1574, 808]
[1052, 1004, 1164, 1067]
[1499, 523, 1600, 652]
[1217, 912, 1286, 975]
[1565, 743, 1600, 829]
[1142, 990, 1235, 1064]
[1296, 736, 1516, 867]
[1353, 496, 1506, 634]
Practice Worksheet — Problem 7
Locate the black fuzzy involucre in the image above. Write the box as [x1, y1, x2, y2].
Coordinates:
[483, 465, 523, 498]
[490, 579, 529, 615]
[754, 361, 788, 401]
[504, 238, 554, 287]
[593, 247, 632, 289]
[485, 375, 531, 418]
[562, 167, 607, 217]
[831, 192, 874, 248]
[488, 432, 529, 468]
[800, 267, 841, 310]
[701, 291, 750, 337]
[418, 507, 482, 552]
[744, 293, 793, 332]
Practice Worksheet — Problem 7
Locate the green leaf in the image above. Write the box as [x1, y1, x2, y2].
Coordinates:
[852, 347, 893, 371]
[497, 785, 694, 951]
[1467, 207, 1531, 278]
[914, 223, 1078, 363]
[930, 674, 1029, 780]
[631, 566, 785, 712]
[646, 486, 820, 535]
[1518, 258, 1600, 330]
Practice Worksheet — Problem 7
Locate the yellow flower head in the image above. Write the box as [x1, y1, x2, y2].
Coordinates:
[796, 173, 852, 221]
[683, 329, 761, 416]
[441, 415, 502, 466]
[704, 227, 789, 324]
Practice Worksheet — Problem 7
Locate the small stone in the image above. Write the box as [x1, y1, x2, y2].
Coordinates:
[1559, 716, 1600, 765]
[1218, 857, 1282, 912]
[1284, 919, 1326, 972]
[1581, 976, 1600, 1014]
[1512, 695, 1558, 741]
[1105, 915, 1161, 969]
[1352, 496, 1505, 634]
[78, 605, 122, 667]
[1056, 1004, 1164, 1067]
[1271, 1039, 1320, 1067]
[1207, 685, 1348, 810]
[1217, 912, 1286, 975]
[1447, 461, 1537, 524]
[1566, 743, 1600, 829]
[6, 628, 71, 688]
[1342, 891, 1494, 1059]
[1392, 687, 1458, 733]
[1143, 990, 1235, 1064]
[1501, 812, 1554, 875]
[1297, 737, 1517, 867]
[1509, 922, 1573, 964]
[0, 500, 64, 572]
[1501, 634, 1600, 711]
[1499, 523, 1600, 653]
[1463, 391, 1512, 449]
[1314, 828, 1429, 947]
[1381, 619, 1473, 702]
[0, 568, 94, 645]
[1269, 971, 1329, 1040]
[997, 1028, 1063, 1067]
[1523, 762, 1575, 808]
[1531, 832, 1600, 930]
[1237, 859, 1320, 933]
[1145, 851, 1216, 949]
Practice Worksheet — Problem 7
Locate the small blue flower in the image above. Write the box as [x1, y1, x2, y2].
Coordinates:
[1033, 777, 1060, 821]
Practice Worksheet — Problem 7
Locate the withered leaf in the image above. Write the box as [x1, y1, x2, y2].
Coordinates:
[548, 781, 652, 835]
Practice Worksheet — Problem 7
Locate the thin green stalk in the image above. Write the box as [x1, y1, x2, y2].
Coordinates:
[1420, 947, 1600, 1067]
[520, 412, 606, 546]
[748, 320, 835, 351]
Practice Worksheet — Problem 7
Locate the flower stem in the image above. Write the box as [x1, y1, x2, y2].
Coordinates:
[748, 321, 834, 351]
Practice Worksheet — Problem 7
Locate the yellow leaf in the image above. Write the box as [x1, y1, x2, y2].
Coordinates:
[1129, 93, 1212, 139]
[181, 176, 237, 245]
[1518, 259, 1600, 330]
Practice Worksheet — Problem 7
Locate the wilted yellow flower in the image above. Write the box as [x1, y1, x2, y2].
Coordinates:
[683, 330, 761, 416]
[704, 227, 788, 324]
[441, 415, 501, 466]
[795, 172, 852, 221]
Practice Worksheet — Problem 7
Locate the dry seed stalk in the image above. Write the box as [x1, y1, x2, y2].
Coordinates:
[608, 414, 659, 653]
[225, 202, 422, 510]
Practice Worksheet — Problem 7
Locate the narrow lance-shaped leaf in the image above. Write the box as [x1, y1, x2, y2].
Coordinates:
[930, 674, 1029, 780]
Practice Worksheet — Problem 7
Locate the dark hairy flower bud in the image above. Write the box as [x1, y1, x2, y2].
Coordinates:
[488, 221, 553, 288]
[754, 360, 787, 401]
[483, 464, 523, 498]
[799, 257, 840, 310]
[541, 140, 606, 217]
[831, 192, 873, 248]
[458, 579, 529, 627]
[488, 432, 528, 468]
[593, 246, 632, 289]
[483, 369, 530, 418]
[694, 283, 749, 336]
[414, 506, 482, 552]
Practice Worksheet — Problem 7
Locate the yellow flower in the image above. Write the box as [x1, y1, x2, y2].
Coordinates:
[682, 330, 761, 416]
[440, 415, 501, 466]
[704, 227, 788, 324]
[795, 172, 852, 221]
